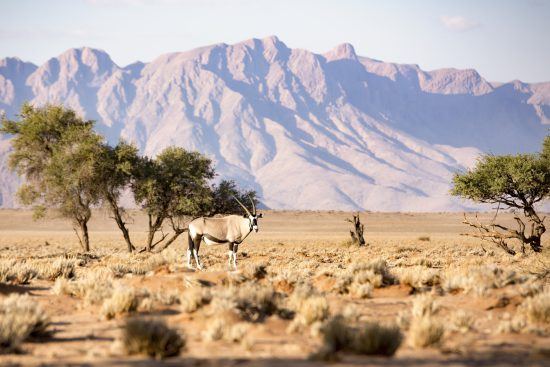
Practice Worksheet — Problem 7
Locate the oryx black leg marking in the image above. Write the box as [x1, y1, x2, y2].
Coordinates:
[191, 233, 202, 269]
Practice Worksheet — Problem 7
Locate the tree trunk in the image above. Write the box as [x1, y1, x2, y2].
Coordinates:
[346, 213, 366, 246]
[107, 195, 135, 253]
[80, 220, 90, 252]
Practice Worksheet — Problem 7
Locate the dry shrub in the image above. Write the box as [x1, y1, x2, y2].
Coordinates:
[287, 283, 329, 330]
[443, 266, 526, 295]
[397, 267, 440, 290]
[109, 254, 167, 277]
[153, 289, 181, 306]
[411, 294, 440, 318]
[202, 317, 250, 343]
[519, 288, 550, 325]
[417, 236, 430, 242]
[0, 294, 51, 353]
[53, 268, 114, 305]
[211, 284, 279, 322]
[312, 315, 402, 360]
[122, 318, 184, 359]
[0, 261, 36, 284]
[101, 286, 140, 319]
[408, 315, 444, 348]
[451, 310, 475, 333]
[242, 263, 268, 280]
[35, 258, 76, 280]
[180, 288, 212, 313]
[333, 259, 393, 295]
[408, 294, 444, 348]
[203, 318, 226, 341]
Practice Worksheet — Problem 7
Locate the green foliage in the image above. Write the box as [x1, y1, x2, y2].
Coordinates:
[452, 152, 550, 208]
[451, 136, 549, 254]
[1, 103, 94, 181]
[134, 147, 215, 219]
[133, 146, 215, 250]
[210, 179, 259, 215]
[1, 104, 104, 250]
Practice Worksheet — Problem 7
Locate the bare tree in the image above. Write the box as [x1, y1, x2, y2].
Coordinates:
[346, 212, 365, 246]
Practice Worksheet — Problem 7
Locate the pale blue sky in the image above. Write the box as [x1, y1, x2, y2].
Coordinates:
[1, 0, 549, 82]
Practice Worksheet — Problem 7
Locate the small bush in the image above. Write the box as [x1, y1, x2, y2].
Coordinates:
[0, 294, 51, 353]
[451, 310, 475, 333]
[180, 288, 212, 313]
[520, 289, 550, 324]
[408, 315, 444, 348]
[202, 318, 226, 341]
[411, 294, 439, 318]
[101, 287, 140, 319]
[352, 322, 403, 356]
[122, 318, 184, 359]
[417, 236, 430, 242]
[312, 315, 402, 360]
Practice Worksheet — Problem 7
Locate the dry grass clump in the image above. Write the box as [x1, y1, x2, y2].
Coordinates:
[122, 318, 185, 359]
[333, 259, 393, 295]
[34, 258, 77, 280]
[53, 268, 114, 305]
[408, 294, 444, 348]
[450, 310, 475, 333]
[442, 266, 527, 295]
[0, 257, 79, 285]
[312, 315, 402, 360]
[242, 263, 268, 280]
[101, 286, 141, 319]
[519, 288, 550, 325]
[0, 261, 36, 284]
[109, 254, 167, 277]
[202, 317, 250, 343]
[180, 288, 212, 313]
[153, 289, 181, 306]
[395, 267, 440, 291]
[408, 315, 444, 348]
[210, 283, 280, 322]
[0, 294, 51, 353]
[417, 236, 430, 242]
[287, 285, 330, 332]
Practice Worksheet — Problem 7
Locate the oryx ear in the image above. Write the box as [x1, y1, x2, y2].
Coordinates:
[258, 213, 263, 218]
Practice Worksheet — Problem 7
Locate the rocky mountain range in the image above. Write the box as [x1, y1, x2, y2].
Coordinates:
[1, 36, 548, 210]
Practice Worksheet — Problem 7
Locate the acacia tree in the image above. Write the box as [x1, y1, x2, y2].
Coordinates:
[97, 141, 140, 252]
[133, 147, 215, 252]
[1, 104, 103, 251]
[452, 136, 550, 255]
[209, 179, 259, 215]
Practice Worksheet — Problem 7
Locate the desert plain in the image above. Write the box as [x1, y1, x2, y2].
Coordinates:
[0, 209, 549, 366]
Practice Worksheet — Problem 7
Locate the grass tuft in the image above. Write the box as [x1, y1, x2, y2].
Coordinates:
[122, 318, 184, 359]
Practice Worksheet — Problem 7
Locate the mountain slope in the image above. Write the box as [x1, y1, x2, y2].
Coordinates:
[0, 37, 548, 210]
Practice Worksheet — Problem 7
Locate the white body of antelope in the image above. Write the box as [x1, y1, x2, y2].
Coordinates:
[187, 197, 262, 270]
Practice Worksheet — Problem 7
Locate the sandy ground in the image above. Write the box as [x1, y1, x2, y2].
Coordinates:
[0, 210, 549, 366]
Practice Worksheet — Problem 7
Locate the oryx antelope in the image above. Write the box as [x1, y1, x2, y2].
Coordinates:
[187, 196, 263, 270]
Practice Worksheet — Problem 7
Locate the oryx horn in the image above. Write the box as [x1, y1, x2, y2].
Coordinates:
[249, 195, 256, 215]
[233, 195, 251, 216]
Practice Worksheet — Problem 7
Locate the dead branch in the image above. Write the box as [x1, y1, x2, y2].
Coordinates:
[346, 212, 365, 246]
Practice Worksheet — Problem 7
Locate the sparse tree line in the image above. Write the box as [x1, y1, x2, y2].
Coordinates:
[1, 103, 257, 253]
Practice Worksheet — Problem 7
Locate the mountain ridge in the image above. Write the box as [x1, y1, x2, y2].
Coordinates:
[0, 36, 548, 210]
